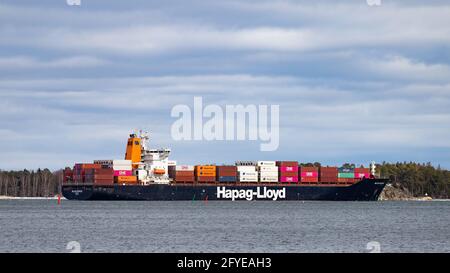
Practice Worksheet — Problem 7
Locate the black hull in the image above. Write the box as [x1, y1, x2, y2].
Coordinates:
[62, 178, 388, 201]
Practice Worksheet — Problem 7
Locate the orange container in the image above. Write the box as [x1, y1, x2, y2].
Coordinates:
[116, 176, 138, 184]
[195, 165, 216, 171]
[195, 166, 216, 176]
[197, 171, 216, 176]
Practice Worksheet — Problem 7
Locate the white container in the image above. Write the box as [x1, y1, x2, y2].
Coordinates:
[112, 160, 132, 165]
[259, 177, 279, 182]
[257, 161, 276, 167]
[238, 177, 258, 182]
[237, 166, 256, 172]
[259, 171, 279, 176]
[258, 166, 278, 172]
[176, 165, 195, 171]
[238, 171, 258, 176]
[167, 160, 177, 166]
[113, 166, 133, 171]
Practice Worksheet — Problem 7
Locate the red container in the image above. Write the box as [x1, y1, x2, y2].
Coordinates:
[300, 171, 319, 178]
[354, 168, 370, 179]
[174, 175, 195, 182]
[319, 167, 338, 182]
[276, 161, 298, 167]
[74, 163, 102, 170]
[337, 178, 357, 183]
[280, 166, 298, 172]
[63, 168, 73, 183]
[300, 177, 319, 183]
[279, 171, 298, 177]
[354, 172, 370, 179]
[217, 166, 237, 178]
[280, 176, 298, 183]
[114, 170, 132, 176]
[196, 176, 216, 183]
[93, 179, 114, 185]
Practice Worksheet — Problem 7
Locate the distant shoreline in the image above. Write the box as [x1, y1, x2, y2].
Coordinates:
[0, 196, 66, 200]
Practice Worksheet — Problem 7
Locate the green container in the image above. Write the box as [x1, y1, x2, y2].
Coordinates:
[338, 173, 355, 178]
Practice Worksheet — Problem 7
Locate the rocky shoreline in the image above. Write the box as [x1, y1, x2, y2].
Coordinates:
[379, 184, 433, 201]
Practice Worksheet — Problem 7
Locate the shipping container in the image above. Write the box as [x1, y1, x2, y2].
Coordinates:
[354, 168, 370, 179]
[259, 177, 279, 182]
[338, 167, 354, 173]
[300, 177, 319, 183]
[280, 166, 299, 172]
[116, 176, 138, 184]
[319, 167, 338, 182]
[113, 170, 132, 176]
[337, 178, 357, 184]
[280, 176, 299, 183]
[238, 171, 258, 176]
[278, 171, 298, 177]
[238, 177, 258, 182]
[258, 165, 278, 171]
[300, 171, 319, 178]
[276, 161, 298, 167]
[196, 176, 216, 182]
[218, 176, 237, 182]
[173, 165, 195, 171]
[338, 173, 355, 179]
[216, 166, 237, 178]
[174, 175, 195, 182]
[236, 166, 257, 172]
[257, 161, 276, 167]
[195, 166, 216, 177]
[92, 179, 114, 185]
[74, 163, 102, 170]
[300, 166, 319, 175]
[195, 165, 216, 171]
[259, 171, 278, 177]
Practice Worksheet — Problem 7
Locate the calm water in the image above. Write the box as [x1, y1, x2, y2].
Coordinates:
[0, 200, 449, 253]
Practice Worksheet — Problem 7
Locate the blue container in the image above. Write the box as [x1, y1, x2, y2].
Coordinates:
[218, 176, 237, 182]
[338, 167, 354, 173]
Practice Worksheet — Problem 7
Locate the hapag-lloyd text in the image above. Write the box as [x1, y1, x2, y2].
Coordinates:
[217, 187, 286, 201]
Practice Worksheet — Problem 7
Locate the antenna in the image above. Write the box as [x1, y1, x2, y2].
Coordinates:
[370, 161, 376, 176]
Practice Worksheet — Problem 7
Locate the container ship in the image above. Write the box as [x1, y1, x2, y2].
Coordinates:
[61, 131, 388, 201]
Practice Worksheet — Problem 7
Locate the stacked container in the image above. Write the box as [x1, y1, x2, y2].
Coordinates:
[236, 162, 258, 182]
[277, 161, 299, 183]
[73, 163, 101, 183]
[338, 167, 355, 183]
[257, 161, 278, 182]
[195, 165, 216, 183]
[110, 160, 135, 184]
[299, 166, 319, 183]
[85, 168, 114, 185]
[169, 165, 195, 183]
[63, 167, 73, 183]
[354, 167, 370, 179]
[216, 166, 237, 182]
[319, 167, 339, 183]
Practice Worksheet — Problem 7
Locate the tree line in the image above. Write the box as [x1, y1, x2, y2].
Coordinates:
[377, 162, 450, 199]
[0, 169, 63, 197]
[0, 162, 449, 198]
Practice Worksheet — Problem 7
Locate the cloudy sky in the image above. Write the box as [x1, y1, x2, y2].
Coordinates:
[1, 0, 450, 170]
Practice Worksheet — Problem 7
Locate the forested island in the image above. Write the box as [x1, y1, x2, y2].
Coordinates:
[0, 162, 449, 199]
